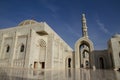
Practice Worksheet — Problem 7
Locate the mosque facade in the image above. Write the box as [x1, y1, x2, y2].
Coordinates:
[0, 20, 73, 69]
[0, 14, 120, 70]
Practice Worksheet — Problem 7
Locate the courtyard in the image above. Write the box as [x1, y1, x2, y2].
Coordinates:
[0, 68, 120, 80]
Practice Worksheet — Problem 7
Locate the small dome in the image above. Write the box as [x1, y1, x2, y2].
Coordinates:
[18, 20, 38, 26]
[112, 33, 120, 38]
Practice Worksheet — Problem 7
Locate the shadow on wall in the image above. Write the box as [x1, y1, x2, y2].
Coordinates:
[91, 50, 112, 69]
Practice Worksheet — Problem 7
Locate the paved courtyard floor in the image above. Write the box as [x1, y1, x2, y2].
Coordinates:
[0, 68, 120, 80]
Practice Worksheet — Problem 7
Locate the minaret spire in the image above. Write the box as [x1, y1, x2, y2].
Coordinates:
[81, 14, 88, 38]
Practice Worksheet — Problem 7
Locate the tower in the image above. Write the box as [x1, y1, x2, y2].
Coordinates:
[82, 14, 88, 38]
[74, 14, 94, 68]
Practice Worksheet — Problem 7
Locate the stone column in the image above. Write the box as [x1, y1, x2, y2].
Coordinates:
[56, 39, 60, 69]
[24, 29, 32, 68]
[46, 33, 54, 69]
[10, 32, 18, 67]
[59, 42, 64, 68]
[75, 44, 80, 68]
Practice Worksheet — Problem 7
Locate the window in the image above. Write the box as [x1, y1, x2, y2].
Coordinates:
[6, 45, 10, 53]
[20, 44, 24, 52]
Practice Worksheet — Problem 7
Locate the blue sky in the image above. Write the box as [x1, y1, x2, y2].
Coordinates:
[0, 0, 120, 50]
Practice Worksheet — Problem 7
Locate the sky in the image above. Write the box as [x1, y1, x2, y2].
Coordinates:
[0, 0, 120, 50]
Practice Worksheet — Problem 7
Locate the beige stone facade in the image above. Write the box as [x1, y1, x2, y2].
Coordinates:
[108, 34, 120, 70]
[0, 14, 120, 70]
[0, 20, 73, 69]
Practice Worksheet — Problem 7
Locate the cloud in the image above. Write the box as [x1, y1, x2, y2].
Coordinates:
[47, 5, 59, 13]
[39, 0, 59, 13]
[65, 24, 80, 37]
[96, 19, 111, 35]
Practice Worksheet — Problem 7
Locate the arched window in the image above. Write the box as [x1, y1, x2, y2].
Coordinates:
[20, 44, 24, 52]
[6, 45, 10, 53]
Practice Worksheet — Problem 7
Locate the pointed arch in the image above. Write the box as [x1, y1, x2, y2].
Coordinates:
[99, 57, 105, 69]
[82, 50, 89, 58]
[75, 37, 94, 68]
[65, 56, 72, 68]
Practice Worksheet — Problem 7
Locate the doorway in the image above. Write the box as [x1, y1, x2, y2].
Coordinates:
[68, 58, 71, 68]
[40, 62, 45, 69]
[99, 57, 104, 69]
[34, 62, 38, 69]
[41, 62, 45, 69]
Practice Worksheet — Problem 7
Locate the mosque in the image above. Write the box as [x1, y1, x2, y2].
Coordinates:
[0, 14, 120, 70]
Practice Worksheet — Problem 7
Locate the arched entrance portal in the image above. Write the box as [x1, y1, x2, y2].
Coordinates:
[79, 42, 90, 68]
[99, 57, 104, 69]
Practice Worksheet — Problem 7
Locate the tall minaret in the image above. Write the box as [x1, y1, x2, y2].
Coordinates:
[81, 14, 88, 38]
